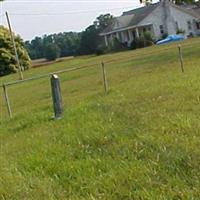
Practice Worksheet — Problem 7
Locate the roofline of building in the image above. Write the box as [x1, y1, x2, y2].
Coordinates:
[100, 2, 160, 36]
[99, 23, 153, 36]
[100, 1, 200, 36]
[169, 1, 200, 18]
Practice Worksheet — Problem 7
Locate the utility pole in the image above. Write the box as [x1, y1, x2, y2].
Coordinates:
[5, 11, 23, 80]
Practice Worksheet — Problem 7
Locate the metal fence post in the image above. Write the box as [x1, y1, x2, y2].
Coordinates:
[50, 74, 63, 119]
[101, 62, 108, 94]
[3, 84, 12, 118]
[178, 45, 184, 73]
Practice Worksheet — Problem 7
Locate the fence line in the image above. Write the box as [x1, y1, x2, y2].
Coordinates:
[0, 63, 99, 88]
[0, 42, 199, 119]
[106, 42, 200, 64]
[1, 42, 199, 88]
[0, 64, 108, 119]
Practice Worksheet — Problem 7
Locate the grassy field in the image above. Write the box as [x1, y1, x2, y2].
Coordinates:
[1, 38, 200, 200]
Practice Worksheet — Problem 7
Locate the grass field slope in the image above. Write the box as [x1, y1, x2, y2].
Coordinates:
[1, 38, 200, 200]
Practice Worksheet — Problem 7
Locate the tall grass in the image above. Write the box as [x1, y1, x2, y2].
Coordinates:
[0, 38, 200, 199]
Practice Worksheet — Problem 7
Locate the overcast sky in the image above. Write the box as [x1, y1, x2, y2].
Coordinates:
[0, 0, 144, 41]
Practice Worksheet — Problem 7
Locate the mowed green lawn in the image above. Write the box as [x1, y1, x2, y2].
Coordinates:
[1, 38, 200, 200]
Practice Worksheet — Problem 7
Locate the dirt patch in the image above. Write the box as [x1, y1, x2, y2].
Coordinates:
[32, 56, 74, 68]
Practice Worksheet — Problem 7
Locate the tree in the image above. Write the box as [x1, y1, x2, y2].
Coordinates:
[140, 0, 198, 5]
[31, 37, 45, 59]
[44, 43, 60, 61]
[0, 26, 31, 76]
[79, 14, 113, 55]
[139, 0, 152, 5]
[24, 14, 113, 58]
[79, 25, 99, 55]
[25, 32, 81, 59]
[94, 14, 113, 32]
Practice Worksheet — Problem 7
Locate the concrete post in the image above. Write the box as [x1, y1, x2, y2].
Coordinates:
[50, 74, 63, 119]
[101, 62, 108, 94]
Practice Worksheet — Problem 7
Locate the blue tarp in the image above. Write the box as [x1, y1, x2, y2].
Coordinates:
[156, 35, 184, 45]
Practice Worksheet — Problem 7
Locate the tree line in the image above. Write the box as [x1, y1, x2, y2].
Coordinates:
[0, 0, 198, 76]
[25, 0, 199, 61]
[25, 14, 113, 60]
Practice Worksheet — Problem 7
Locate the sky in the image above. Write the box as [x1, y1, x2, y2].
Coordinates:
[0, 0, 143, 41]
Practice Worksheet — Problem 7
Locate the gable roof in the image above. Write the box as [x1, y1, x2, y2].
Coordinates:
[100, 14, 134, 35]
[100, 3, 159, 35]
[171, 2, 200, 19]
[122, 2, 159, 16]
[100, 1, 200, 36]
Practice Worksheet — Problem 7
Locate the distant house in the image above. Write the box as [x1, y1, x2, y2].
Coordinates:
[100, 0, 200, 47]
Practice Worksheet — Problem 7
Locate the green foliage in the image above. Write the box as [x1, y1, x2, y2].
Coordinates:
[100, 37, 128, 54]
[95, 44, 108, 55]
[94, 14, 114, 32]
[44, 43, 61, 61]
[143, 31, 154, 42]
[131, 32, 154, 50]
[176, 29, 186, 34]
[25, 14, 113, 59]
[95, 37, 127, 56]
[79, 25, 100, 55]
[79, 14, 113, 55]
[25, 37, 44, 59]
[112, 37, 124, 50]
[162, 33, 169, 39]
[140, 0, 197, 5]
[0, 38, 200, 199]
[140, 0, 152, 5]
[174, 0, 196, 4]
[0, 26, 31, 76]
[25, 33, 81, 60]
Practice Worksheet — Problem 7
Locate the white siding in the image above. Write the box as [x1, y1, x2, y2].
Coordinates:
[138, 3, 199, 39]
[138, 5, 165, 40]
[102, 1, 200, 46]
[169, 6, 198, 37]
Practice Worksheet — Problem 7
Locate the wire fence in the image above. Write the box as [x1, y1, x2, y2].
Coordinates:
[0, 41, 200, 120]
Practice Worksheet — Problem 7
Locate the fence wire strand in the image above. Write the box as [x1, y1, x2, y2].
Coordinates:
[0, 41, 200, 118]
[1, 41, 199, 88]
